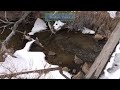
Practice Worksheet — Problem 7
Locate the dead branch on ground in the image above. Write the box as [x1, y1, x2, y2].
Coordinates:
[0, 67, 70, 79]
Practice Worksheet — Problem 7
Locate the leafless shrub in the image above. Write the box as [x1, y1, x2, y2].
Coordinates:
[67, 11, 120, 38]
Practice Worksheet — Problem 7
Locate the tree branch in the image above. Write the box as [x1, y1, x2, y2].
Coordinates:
[3, 11, 31, 45]
[0, 67, 63, 79]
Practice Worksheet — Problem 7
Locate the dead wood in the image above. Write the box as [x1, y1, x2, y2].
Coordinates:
[0, 67, 70, 79]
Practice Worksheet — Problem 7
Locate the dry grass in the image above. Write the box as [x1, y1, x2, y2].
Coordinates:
[70, 11, 120, 38]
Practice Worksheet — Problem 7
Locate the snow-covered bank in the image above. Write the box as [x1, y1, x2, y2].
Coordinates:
[0, 40, 72, 79]
[100, 42, 120, 79]
[107, 11, 117, 19]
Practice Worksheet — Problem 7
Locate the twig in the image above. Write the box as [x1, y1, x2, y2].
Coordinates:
[0, 11, 15, 34]
[0, 19, 14, 24]
[52, 11, 58, 15]
[24, 35, 44, 48]
[6, 27, 44, 49]
[9, 27, 25, 34]
[5, 11, 9, 21]
[48, 21, 55, 34]
[3, 11, 31, 45]
[0, 11, 31, 54]
[0, 67, 65, 79]
[35, 37, 44, 47]
[47, 21, 56, 37]
[0, 26, 5, 34]
[0, 23, 14, 34]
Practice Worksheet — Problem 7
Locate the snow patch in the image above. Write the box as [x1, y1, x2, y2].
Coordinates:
[107, 11, 117, 19]
[81, 27, 95, 35]
[0, 40, 72, 79]
[53, 20, 66, 31]
[100, 42, 120, 79]
[28, 18, 47, 35]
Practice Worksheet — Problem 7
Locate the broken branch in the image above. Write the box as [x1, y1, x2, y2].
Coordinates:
[0, 67, 62, 79]
[3, 11, 31, 45]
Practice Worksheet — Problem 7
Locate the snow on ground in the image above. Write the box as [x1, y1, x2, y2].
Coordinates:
[28, 18, 47, 35]
[53, 20, 95, 34]
[0, 40, 72, 79]
[107, 11, 117, 19]
[100, 42, 120, 79]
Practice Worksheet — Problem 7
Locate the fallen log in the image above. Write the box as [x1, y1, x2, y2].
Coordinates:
[85, 21, 120, 79]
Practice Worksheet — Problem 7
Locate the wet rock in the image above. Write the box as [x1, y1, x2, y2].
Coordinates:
[48, 51, 56, 56]
[62, 67, 70, 72]
[58, 61, 63, 65]
[72, 69, 77, 74]
[7, 48, 14, 54]
[94, 34, 105, 41]
[72, 71, 84, 79]
[82, 62, 92, 74]
[74, 55, 83, 64]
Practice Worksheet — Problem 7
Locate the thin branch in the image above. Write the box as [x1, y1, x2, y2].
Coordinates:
[48, 21, 55, 34]
[3, 11, 31, 45]
[0, 67, 64, 79]
[9, 27, 25, 34]
[52, 11, 58, 15]
[35, 37, 44, 48]
[0, 23, 14, 34]
[0, 26, 5, 34]
[7, 27, 44, 48]
[0, 11, 15, 34]
[0, 11, 31, 54]
[0, 19, 14, 24]
[23, 35, 45, 48]
[5, 11, 9, 21]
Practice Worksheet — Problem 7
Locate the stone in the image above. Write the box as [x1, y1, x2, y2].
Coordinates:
[72, 71, 84, 79]
[48, 51, 56, 56]
[94, 34, 104, 41]
[72, 69, 77, 74]
[58, 61, 63, 65]
[74, 55, 83, 64]
[82, 62, 91, 74]
[62, 67, 70, 72]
